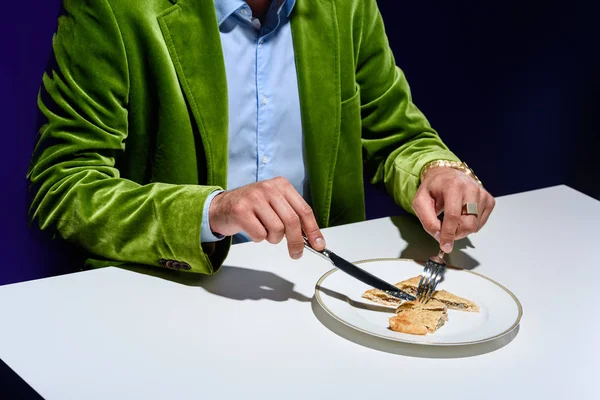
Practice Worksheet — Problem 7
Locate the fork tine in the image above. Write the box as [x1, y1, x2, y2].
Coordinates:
[418, 262, 434, 302]
[416, 273, 427, 297]
[418, 250, 447, 303]
[421, 271, 434, 303]
[423, 276, 437, 303]
[423, 264, 441, 303]
[424, 264, 446, 303]
[420, 264, 435, 300]
[416, 263, 431, 299]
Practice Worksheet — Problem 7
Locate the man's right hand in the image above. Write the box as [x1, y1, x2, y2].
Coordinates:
[208, 177, 326, 259]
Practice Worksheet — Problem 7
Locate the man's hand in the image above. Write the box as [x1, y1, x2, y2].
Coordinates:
[412, 167, 495, 253]
[209, 177, 326, 259]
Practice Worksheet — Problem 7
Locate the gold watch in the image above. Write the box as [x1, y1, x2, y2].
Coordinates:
[420, 160, 483, 187]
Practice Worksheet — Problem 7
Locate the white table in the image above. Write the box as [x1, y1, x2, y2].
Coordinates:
[1, 185, 598, 399]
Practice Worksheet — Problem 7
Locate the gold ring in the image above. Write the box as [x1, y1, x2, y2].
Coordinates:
[462, 202, 479, 216]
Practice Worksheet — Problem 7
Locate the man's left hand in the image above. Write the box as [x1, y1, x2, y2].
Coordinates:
[412, 167, 495, 253]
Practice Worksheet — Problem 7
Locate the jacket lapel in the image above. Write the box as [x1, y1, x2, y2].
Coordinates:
[157, 0, 228, 187]
[291, 0, 341, 228]
[157, 0, 342, 224]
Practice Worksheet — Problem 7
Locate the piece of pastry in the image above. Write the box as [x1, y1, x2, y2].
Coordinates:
[362, 276, 480, 312]
[361, 276, 421, 306]
[394, 276, 480, 312]
[395, 298, 447, 313]
[361, 288, 404, 307]
[389, 300, 448, 335]
[429, 290, 480, 312]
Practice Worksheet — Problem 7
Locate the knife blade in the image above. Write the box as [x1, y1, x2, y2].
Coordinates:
[303, 238, 416, 302]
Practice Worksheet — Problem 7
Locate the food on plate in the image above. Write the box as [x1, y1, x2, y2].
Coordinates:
[389, 299, 448, 335]
[362, 276, 480, 312]
[362, 276, 480, 335]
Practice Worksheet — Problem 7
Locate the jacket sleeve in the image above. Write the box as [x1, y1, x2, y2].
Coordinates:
[26, 0, 229, 274]
[356, 0, 461, 213]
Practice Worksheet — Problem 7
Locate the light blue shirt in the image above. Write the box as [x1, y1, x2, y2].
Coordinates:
[201, 0, 307, 243]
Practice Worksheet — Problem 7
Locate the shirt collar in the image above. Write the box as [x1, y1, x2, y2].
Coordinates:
[214, 0, 296, 27]
[214, 0, 246, 26]
[281, 0, 296, 18]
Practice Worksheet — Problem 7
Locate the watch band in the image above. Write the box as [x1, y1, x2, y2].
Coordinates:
[420, 160, 484, 187]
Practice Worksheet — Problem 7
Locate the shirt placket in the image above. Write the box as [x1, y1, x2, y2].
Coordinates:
[255, 29, 268, 182]
[255, 14, 281, 182]
[235, 3, 282, 183]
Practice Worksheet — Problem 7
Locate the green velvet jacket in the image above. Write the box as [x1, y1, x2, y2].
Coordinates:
[27, 0, 460, 274]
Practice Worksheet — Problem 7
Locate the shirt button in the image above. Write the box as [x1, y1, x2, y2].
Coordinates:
[262, 96, 268, 105]
[262, 156, 269, 164]
[259, 38, 264, 45]
[240, 8, 249, 16]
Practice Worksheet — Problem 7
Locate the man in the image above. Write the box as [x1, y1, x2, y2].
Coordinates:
[27, 0, 494, 274]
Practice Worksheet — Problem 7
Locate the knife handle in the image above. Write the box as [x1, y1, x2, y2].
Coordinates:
[302, 236, 333, 262]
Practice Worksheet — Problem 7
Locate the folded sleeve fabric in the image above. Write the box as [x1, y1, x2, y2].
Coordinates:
[356, 0, 461, 213]
[27, 0, 229, 274]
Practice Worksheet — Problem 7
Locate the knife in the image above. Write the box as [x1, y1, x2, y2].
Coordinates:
[303, 237, 416, 302]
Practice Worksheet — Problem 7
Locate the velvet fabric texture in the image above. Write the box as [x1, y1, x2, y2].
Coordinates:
[27, 0, 459, 274]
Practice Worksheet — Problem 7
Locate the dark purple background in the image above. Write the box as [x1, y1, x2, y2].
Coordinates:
[1, 0, 598, 285]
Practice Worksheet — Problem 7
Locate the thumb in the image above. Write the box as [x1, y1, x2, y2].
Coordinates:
[412, 191, 442, 239]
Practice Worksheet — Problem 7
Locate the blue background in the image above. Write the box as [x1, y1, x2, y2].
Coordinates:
[1, 0, 598, 285]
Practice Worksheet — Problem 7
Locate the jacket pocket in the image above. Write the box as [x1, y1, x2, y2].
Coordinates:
[340, 85, 361, 136]
[329, 85, 365, 226]
[340, 84, 361, 140]
[341, 84, 360, 111]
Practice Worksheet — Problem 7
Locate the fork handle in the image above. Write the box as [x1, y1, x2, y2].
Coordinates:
[430, 250, 446, 265]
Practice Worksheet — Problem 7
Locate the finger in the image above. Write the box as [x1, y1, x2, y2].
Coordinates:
[269, 192, 305, 259]
[439, 187, 463, 253]
[279, 181, 325, 251]
[472, 192, 488, 233]
[239, 213, 268, 243]
[477, 193, 496, 232]
[412, 189, 442, 239]
[455, 187, 482, 239]
[455, 215, 478, 240]
[254, 206, 285, 244]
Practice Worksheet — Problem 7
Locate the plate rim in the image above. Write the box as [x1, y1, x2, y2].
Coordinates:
[314, 258, 523, 346]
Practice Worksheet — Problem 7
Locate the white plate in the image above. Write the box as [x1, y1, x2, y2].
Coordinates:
[315, 258, 522, 346]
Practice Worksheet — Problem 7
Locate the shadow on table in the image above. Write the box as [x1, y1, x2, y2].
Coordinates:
[121, 264, 311, 302]
[390, 215, 480, 270]
[311, 295, 519, 359]
[316, 285, 394, 313]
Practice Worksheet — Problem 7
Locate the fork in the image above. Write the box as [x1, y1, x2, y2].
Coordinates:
[416, 250, 447, 303]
